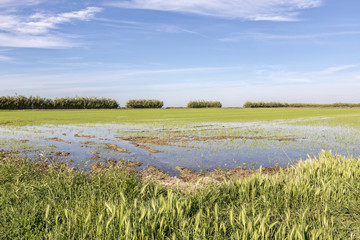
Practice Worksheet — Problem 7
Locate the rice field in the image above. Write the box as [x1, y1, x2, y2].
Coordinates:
[1, 108, 360, 239]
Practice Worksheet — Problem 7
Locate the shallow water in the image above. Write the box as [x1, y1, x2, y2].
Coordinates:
[1, 122, 360, 176]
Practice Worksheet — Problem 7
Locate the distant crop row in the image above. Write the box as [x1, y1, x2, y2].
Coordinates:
[0, 96, 119, 109]
[187, 100, 222, 108]
[0, 96, 226, 109]
[243, 101, 360, 108]
[126, 99, 164, 109]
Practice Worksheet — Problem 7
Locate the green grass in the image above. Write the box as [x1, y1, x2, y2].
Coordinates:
[1, 151, 360, 239]
[1, 108, 360, 127]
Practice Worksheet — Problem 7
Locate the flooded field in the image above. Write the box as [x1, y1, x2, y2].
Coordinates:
[1, 119, 360, 176]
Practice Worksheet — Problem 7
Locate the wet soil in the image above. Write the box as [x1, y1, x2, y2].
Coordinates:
[129, 142, 162, 153]
[118, 135, 297, 148]
[54, 151, 70, 157]
[1, 149, 284, 190]
[47, 137, 71, 144]
[141, 164, 282, 190]
[105, 143, 129, 153]
[74, 133, 95, 139]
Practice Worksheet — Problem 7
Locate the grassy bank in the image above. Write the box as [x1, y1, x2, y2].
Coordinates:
[1, 108, 360, 127]
[1, 151, 359, 239]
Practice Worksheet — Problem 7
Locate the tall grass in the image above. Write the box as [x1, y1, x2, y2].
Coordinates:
[0, 95, 119, 109]
[126, 99, 164, 109]
[187, 100, 222, 108]
[243, 101, 360, 108]
[1, 151, 359, 239]
[53, 97, 119, 109]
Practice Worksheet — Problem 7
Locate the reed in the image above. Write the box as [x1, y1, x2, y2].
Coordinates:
[0, 95, 119, 109]
[187, 100, 222, 108]
[243, 101, 360, 108]
[126, 99, 164, 109]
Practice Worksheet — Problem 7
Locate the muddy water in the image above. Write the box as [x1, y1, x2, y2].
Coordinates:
[1, 122, 360, 176]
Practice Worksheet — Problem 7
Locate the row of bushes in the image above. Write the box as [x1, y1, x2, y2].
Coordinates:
[0, 96, 119, 109]
[126, 99, 164, 109]
[0, 96, 225, 109]
[187, 100, 222, 108]
[243, 101, 360, 108]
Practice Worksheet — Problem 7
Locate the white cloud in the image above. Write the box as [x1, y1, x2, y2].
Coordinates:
[0, 7, 102, 48]
[0, 54, 12, 62]
[0, 33, 74, 48]
[106, 0, 322, 21]
[219, 31, 360, 42]
[0, 0, 44, 8]
[319, 64, 359, 74]
[0, 7, 102, 35]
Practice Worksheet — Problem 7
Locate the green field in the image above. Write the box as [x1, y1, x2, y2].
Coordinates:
[1, 108, 360, 127]
[1, 108, 360, 239]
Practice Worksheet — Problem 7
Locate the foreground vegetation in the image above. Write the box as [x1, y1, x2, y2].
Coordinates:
[0, 96, 119, 109]
[243, 101, 360, 108]
[1, 151, 359, 239]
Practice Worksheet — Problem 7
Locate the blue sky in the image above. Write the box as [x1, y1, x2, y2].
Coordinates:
[0, 0, 359, 107]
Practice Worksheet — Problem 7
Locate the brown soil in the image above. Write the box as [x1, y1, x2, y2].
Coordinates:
[48, 137, 71, 144]
[129, 142, 162, 153]
[80, 141, 95, 145]
[34, 162, 75, 173]
[90, 155, 100, 160]
[140, 164, 282, 190]
[90, 160, 142, 173]
[107, 159, 143, 168]
[105, 143, 129, 153]
[99, 137, 112, 141]
[54, 151, 70, 156]
[74, 133, 95, 139]
[19, 139, 29, 143]
[90, 151, 100, 155]
[118, 136, 184, 147]
[118, 135, 297, 148]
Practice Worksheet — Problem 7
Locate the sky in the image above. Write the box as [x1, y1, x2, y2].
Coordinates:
[0, 0, 360, 107]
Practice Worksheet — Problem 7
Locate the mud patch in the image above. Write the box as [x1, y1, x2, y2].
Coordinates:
[140, 164, 282, 190]
[90, 160, 141, 174]
[48, 137, 71, 144]
[118, 136, 182, 146]
[54, 151, 70, 156]
[129, 142, 162, 153]
[105, 143, 129, 153]
[107, 159, 142, 168]
[74, 133, 95, 139]
[118, 135, 297, 148]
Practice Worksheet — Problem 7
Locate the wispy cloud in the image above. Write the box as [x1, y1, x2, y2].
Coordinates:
[0, 7, 102, 48]
[319, 64, 359, 74]
[0, 0, 45, 9]
[0, 54, 13, 62]
[219, 31, 360, 42]
[105, 0, 323, 21]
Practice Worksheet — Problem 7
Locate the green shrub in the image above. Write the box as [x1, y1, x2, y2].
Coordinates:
[0, 95, 119, 109]
[187, 100, 222, 108]
[53, 97, 119, 109]
[243, 101, 360, 108]
[126, 99, 164, 109]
